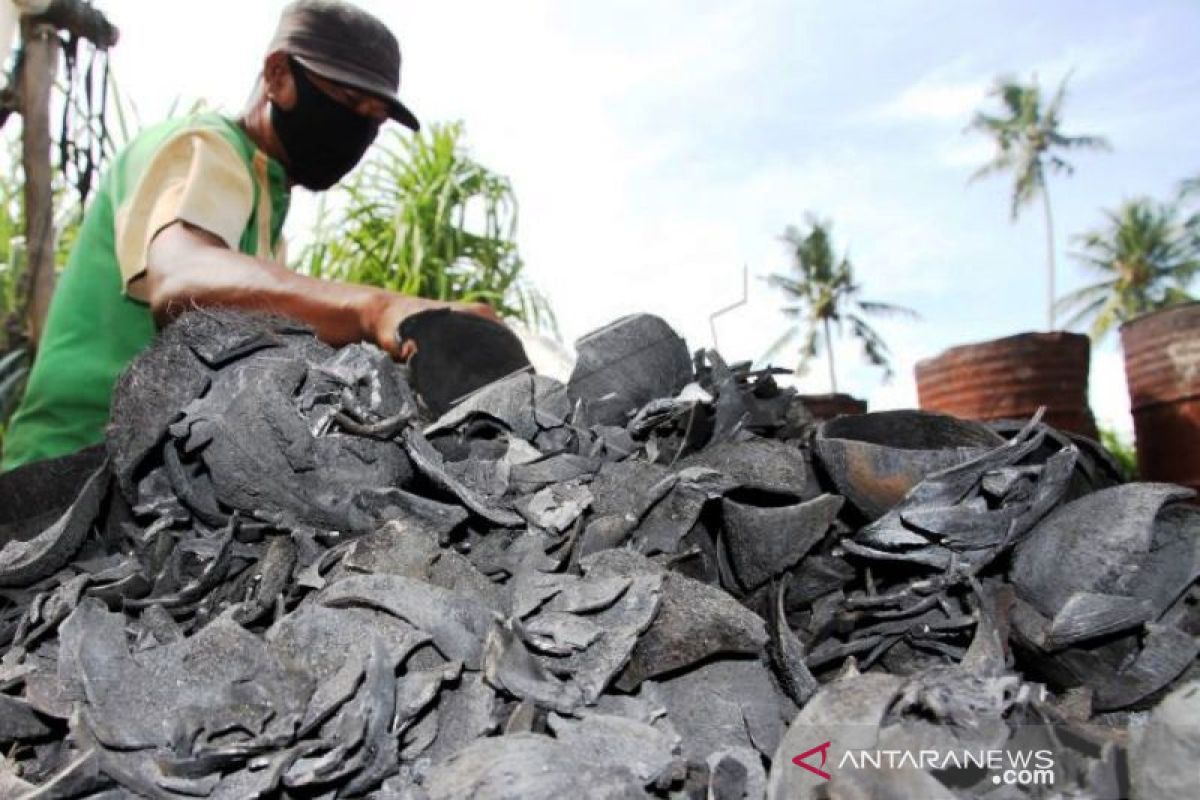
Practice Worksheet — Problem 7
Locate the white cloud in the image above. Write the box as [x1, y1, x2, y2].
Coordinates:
[940, 138, 995, 169]
[878, 79, 987, 123]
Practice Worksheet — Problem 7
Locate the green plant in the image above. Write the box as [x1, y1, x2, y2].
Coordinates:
[1098, 425, 1137, 481]
[1058, 197, 1197, 340]
[1179, 174, 1200, 254]
[0, 134, 85, 344]
[297, 121, 555, 334]
[967, 73, 1110, 330]
[0, 142, 31, 455]
[0, 152, 25, 344]
[763, 214, 918, 392]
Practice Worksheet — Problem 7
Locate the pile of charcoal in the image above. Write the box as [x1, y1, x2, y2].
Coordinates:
[1, 309, 1197, 799]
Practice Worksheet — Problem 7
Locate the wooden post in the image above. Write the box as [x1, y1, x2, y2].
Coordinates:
[17, 19, 59, 346]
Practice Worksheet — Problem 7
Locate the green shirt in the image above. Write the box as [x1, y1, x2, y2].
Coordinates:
[2, 112, 290, 470]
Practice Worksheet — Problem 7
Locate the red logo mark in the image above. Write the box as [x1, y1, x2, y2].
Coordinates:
[792, 741, 833, 780]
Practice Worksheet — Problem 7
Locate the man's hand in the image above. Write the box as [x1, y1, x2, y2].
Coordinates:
[368, 295, 501, 361]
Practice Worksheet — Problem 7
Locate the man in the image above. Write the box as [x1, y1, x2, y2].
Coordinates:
[2, 0, 492, 470]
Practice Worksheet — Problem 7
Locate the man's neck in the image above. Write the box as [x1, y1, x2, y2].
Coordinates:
[238, 98, 290, 170]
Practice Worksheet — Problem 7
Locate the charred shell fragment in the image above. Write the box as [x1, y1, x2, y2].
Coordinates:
[1011, 483, 1200, 709]
[814, 410, 1004, 522]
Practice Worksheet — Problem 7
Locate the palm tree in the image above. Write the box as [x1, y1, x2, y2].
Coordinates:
[1179, 174, 1200, 252]
[967, 73, 1110, 330]
[1057, 198, 1198, 340]
[764, 214, 917, 393]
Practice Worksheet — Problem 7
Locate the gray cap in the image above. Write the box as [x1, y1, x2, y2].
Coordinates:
[268, 0, 419, 131]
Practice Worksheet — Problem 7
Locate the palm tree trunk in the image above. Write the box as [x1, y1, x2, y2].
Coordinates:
[823, 317, 838, 394]
[1041, 171, 1058, 330]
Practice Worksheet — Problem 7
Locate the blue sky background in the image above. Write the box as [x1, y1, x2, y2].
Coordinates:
[8, 1, 1200, 437]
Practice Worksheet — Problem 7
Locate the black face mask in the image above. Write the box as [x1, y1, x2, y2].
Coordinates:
[270, 59, 379, 191]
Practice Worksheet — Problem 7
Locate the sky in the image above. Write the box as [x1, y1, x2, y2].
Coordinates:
[7, 0, 1200, 438]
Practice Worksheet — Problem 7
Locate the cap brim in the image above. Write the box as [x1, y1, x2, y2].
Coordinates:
[292, 53, 420, 132]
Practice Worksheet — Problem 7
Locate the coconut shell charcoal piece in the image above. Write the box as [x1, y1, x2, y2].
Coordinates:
[341, 518, 450, 581]
[767, 577, 820, 707]
[106, 315, 218, 494]
[71, 603, 313, 751]
[693, 350, 753, 443]
[284, 636, 403, 793]
[525, 612, 604, 655]
[720, 493, 843, 591]
[686, 357, 811, 443]
[677, 435, 814, 501]
[399, 308, 532, 418]
[320, 573, 498, 669]
[507, 452, 601, 494]
[1011, 483, 1200, 709]
[509, 566, 631, 620]
[609, 559, 767, 690]
[624, 479, 711, 556]
[814, 410, 1005, 522]
[0, 443, 105, 550]
[514, 480, 593, 532]
[547, 711, 685, 789]
[588, 459, 674, 517]
[443, 455, 512, 508]
[877, 666, 1024, 756]
[987, 418, 1126, 499]
[421, 673, 500, 765]
[404, 428, 525, 527]
[419, 732, 648, 799]
[483, 617, 589, 714]
[655, 658, 796, 763]
[504, 554, 663, 705]
[426, 372, 571, 442]
[0, 460, 110, 588]
[1013, 484, 1198, 641]
[0, 693, 52, 741]
[349, 488, 470, 545]
[707, 746, 769, 800]
[266, 601, 428, 684]
[568, 313, 693, 427]
[3, 309, 1199, 797]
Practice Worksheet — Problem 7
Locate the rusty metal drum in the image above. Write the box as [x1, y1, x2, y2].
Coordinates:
[915, 332, 1099, 440]
[1121, 303, 1200, 494]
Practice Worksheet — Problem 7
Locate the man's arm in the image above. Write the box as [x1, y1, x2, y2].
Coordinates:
[144, 221, 495, 359]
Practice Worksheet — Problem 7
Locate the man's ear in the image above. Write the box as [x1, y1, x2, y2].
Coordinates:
[263, 51, 297, 111]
